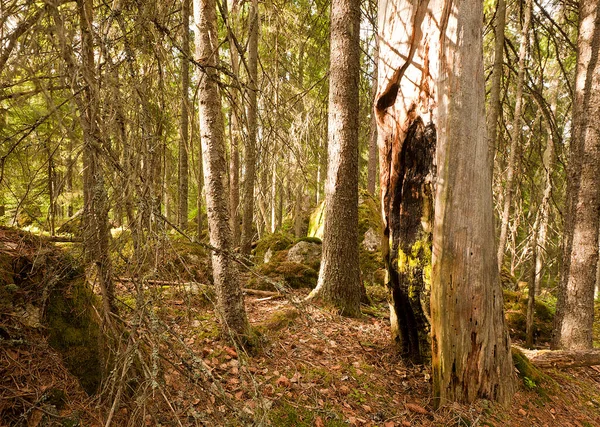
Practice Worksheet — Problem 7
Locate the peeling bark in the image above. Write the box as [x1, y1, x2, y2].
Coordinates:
[376, 0, 436, 363]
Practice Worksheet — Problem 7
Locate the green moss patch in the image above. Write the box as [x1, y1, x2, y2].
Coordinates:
[511, 347, 555, 400]
[253, 233, 294, 264]
[504, 290, 555, 345]
[250, 261, 318, 290]
[46, 273, 104, 395]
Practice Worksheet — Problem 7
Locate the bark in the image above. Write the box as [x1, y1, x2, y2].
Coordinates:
[178, 0, 191, 229]
[78, 0, 117, 323]
[486, 0, 506, 169]
[226, 0, 241, 247]
[430, 0, 515, 405]
[307, 0, 361, 317]
[516, 347, 600, 368]
[376, 0, 438, 363]
[533, 92, 557, 296]
[193, 0, 249, 339]
[554, 0, 600, 350]
[240, 0, 259, 255]
[497, 0, 532, 272]
[366, 44, 379, 196]
[293, 181, 304, 238]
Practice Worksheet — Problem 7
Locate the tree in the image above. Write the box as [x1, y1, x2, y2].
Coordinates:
[375, 0, 435, 363]
[553, 0, 600, 350]
[178, 0, 191, 229]
[496, 0, 532, 272]
[430, 0, 515, 405]
[193, 0, 250, 339]
[307, 0, 361, 317]
[240, 0, 259, 255]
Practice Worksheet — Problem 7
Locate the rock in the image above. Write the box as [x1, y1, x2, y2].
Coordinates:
[362, 227, 380, 252]
[286, 241, 322, 268]
[264, 247, 273, 263]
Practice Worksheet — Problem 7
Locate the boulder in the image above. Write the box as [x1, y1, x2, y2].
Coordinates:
[286, 241, 322, 269]
[362, 227, 381, 252]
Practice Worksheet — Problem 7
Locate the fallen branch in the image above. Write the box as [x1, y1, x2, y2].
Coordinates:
[242, 288, 282, 298]
[514, 346, 600, 368]
[115, 277, 283, 298]
[46, 236, 83, 243]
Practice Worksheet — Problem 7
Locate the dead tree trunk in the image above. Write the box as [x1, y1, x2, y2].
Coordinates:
[376, 0, 436, 364]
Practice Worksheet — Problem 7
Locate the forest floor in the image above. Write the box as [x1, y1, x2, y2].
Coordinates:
[1, 227, 600, 426]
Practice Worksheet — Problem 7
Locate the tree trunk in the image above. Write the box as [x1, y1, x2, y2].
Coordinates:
[178, 0, 191, 229]
[240, 0, 259, 255]
[534, 92, 557, 296]
[486, 0, 506, 169]
[516, 347, 600, 368]
[430, 0, 515, 405]
[366, 43, 378, 196]
[226, 0, 241, 247]
[375, 0, 436, 363]
[78, 0, 117, 323]
[193, 0, 249, 339]
[554, 0, 600, 350]
[497, 0, 532, 272]
[307, 0, 361, 317]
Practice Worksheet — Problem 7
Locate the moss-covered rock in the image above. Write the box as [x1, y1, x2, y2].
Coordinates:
[249, 260, 318, 291]
[307, 190, 384, 283]
[0, 227, 104, 395]
[253, 232, 294, 264]
[504, 289, 555, 345]
[286, 240, 322, 270]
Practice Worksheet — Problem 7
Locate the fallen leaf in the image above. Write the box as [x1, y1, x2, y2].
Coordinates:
[315, 415, 325, 427]
[518, 408, 527, 416]
[402, 421, 411, 427]
[405, 403, 428, 414]
[276, 375, 291, 388]
[224, 346, 238, 358]
[384, 421, 396, 427]
[338, 385, 350, 395]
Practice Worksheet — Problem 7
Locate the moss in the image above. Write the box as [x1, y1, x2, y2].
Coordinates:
[250, 261, 318, 290]
[504, 290, 555, 344]
[46, 274, 104, 395]
[511, 347, 554, 399]
[269, 402, 350, 427]
[365, 284, 389, 304]
[295, 236, 322, 245]
[258, 308, 300, 332]
[253, 233, 294, 264]
[308, 201, 326, 239]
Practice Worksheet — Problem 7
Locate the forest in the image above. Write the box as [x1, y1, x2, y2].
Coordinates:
[1, 0, 600, 425]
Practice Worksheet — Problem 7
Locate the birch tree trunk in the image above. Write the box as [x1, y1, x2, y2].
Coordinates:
[430, 0, 515, 405]
[193, 0, 250, 339]
[307, 0, 361, 317]
[497, 0, 532, 272]
[240, 0, 259, 255]
[226, 0, 241, 247]
[554, 0, 600, 350]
